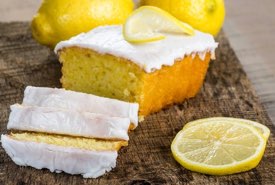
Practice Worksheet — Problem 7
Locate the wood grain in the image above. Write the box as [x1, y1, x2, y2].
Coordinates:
[0, 22, 275, 185]
[224, 0, 275, 125]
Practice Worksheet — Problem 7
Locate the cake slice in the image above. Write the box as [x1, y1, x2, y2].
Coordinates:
[8, 104, 131, 141]
[55, 25, 218, 116]
[1, 133, 127, 178]
[23, 86, 139, 128]
[2, 85, 133, 178]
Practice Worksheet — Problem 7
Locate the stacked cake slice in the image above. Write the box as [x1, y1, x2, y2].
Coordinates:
[1, 86, 139, 178]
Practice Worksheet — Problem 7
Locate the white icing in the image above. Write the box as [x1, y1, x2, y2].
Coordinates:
[1, 135, 117, 178]
[8, 104, 130, 141]
[55, 25, 218, 73]
[23, 86, 139, 128]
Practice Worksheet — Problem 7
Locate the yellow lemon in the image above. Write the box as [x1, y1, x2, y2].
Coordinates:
[123, 6, 194, 43]
[32, 0, 134, 48]
[183, 117, 270, 141]
[141, 0, 225, 36]
[171, 118, 269, 175]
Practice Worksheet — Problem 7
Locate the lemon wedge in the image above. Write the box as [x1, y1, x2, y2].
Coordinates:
[183, 117, 270, 141]
[171, 118, 268, 175]
[123, 6, 195, 43]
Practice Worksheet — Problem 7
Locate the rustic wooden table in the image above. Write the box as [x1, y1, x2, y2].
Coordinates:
[0, 0, 274, 125]
[223, 0, 275, 125]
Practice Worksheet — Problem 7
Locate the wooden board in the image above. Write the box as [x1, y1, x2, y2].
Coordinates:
[0, 22, 274, 185]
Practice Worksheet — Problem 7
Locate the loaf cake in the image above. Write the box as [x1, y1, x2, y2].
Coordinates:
[55, 25, 218, 116]
[2, 86, 138, 178]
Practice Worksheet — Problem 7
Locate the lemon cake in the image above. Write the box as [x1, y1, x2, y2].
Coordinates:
[1, 133, 127, 178]
[55, 25, 218, 116]
[2, 86, 136, 178]
[23, 86, 139, 128]
[8, 104, 131, 141]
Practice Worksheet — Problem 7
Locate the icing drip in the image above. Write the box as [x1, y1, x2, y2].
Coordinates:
[55, 25, 218, 73]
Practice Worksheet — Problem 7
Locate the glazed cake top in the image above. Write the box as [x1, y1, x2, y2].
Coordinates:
[55, 25, 218, 73]
[23, 86, 139, 127]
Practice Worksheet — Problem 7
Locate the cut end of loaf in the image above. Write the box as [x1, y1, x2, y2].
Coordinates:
[59, 47, 211, 116]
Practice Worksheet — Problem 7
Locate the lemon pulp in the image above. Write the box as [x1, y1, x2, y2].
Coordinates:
[123, 6, 194, 43]
[171, 118, 269, 175]
[183, 117, 270, 141]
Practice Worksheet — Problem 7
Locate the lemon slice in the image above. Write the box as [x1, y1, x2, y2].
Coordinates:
[183, 117, 270, 141]
[123, 6, 195, 43]
[171, 120, 267, 175]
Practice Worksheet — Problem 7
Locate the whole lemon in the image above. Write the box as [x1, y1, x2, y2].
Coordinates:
[32, 0, 134, 48]
[140, 0, 225, 36]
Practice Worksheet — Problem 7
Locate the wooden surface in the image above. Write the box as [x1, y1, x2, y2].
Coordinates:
[223, 0, 275, 125]
[0, 22, 275, 185]
[1, 0, 275, 125]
